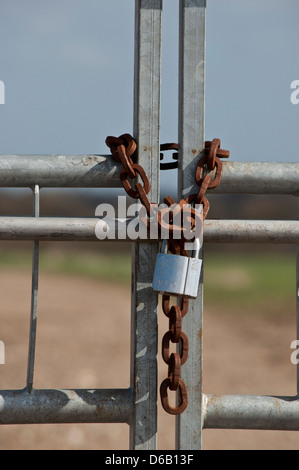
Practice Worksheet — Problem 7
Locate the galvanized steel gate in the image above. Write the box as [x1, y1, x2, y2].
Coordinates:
[0, 0, 299, 450]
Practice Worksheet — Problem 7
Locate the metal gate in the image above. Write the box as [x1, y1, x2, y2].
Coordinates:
[0, 0, 299, 451]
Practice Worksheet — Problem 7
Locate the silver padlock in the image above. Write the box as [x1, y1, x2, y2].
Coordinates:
[152, 239, 189, 296]
[152, 238, 202, 298]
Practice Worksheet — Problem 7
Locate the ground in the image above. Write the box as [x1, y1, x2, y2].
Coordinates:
[0, 267, 298, 450]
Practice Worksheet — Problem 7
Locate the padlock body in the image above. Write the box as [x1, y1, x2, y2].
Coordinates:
[152, 253, 189, 296]
[184, 257, 202, 298]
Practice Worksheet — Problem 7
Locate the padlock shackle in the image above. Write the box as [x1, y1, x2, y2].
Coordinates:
[161, 238, 201, 258]
[191, 237, 200, 259]
[161, 238, 168, 254]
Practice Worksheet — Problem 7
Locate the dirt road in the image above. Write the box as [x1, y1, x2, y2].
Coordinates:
[0, 268, 298, 450]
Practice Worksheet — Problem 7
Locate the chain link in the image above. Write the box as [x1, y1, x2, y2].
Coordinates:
[105, 133, 229, 415]
[160, 297, 189, 414]
[160, 143, 178, 170]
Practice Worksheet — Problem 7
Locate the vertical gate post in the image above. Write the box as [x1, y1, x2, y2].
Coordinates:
[26, 184, 40, 393]
[129, 0, 162, 450]
[176, 0, 206, 450]
[297, 200, 299, 394]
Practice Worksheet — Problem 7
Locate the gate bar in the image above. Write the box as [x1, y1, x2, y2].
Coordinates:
[0, 154, 122, 188]
[26, 185, 40, 393]
[0, 388, 133, 424]
[203, 394, 299, 430]
[0, 156, 297, 194]
[0, 217, 298, 244]
[176, 0, 206, 451]
[129, 0, 162, 450]
[203, 219, 299, 244]
[212, 161, 299, 195]
[297, 200, 299, 393]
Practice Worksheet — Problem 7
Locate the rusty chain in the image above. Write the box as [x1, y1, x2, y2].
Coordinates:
[160, 295, 189, 414]
[160, 143, 178, 170]
[105, 133, 229, 415]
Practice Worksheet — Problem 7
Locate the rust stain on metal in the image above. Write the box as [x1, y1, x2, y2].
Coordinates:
[95, 405, 104, 415]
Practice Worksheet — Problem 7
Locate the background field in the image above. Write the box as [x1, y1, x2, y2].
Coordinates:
[0, 238, 297, 450]
[0, 188, 297, 449]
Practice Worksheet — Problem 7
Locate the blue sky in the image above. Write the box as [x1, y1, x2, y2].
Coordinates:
[0, 0, 298, 195]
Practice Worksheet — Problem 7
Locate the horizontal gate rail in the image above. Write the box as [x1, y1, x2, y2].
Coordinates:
[0, 156, 297, 195]
[204, 219, 299, 244]
[211, 162, 299, 195]
[203, 394, 299, 431]
[0, 154, 122, 188]
[0, 217, 298, 244]
[0, 388, 133, 424]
